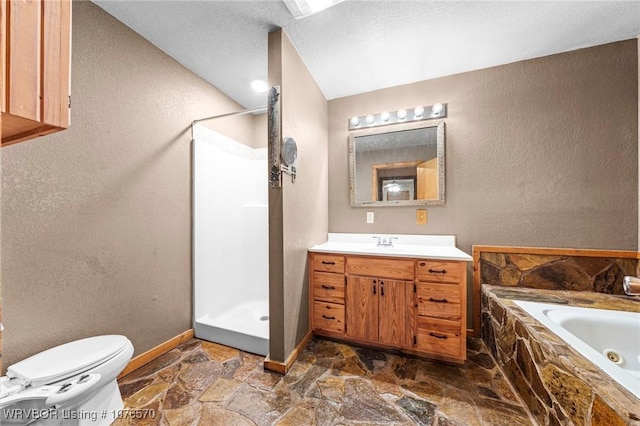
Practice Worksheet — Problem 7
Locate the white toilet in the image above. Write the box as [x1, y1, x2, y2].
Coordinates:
[0, 335, 134, 426]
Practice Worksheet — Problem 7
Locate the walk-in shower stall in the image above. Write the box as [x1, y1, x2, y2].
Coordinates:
[192, 120, 269, 355]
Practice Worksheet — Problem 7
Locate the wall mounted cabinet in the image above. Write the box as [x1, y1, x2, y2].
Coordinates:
[1, 0, 71, 146]
[310, 252, 467, 364]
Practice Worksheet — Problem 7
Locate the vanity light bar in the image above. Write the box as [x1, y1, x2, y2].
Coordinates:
[348, 103, 447, 130]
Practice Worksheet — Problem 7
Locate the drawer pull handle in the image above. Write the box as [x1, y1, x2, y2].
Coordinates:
[322, 314, 336, 320]
[428, 297, 448, 303]
[380, 281, 385, 296]
[429, 332, 448, 340]
[372, 279, 377, 295]
[428, 269, 447, 274]
[321, 261, 336, 265]
[321, 285, 336, 290]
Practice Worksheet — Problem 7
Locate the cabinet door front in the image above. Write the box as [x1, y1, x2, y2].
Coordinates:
[346, 276, 378, 341]
[378, 279, 407, 347]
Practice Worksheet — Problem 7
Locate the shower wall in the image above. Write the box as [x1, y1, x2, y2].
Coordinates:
[193, 124, 268, 343]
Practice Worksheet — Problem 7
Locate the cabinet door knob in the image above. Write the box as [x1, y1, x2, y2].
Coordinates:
[428, 297, 448, 303]
[419, 262, 426, 266]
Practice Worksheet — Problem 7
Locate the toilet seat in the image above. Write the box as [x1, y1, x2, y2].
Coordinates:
[7, 335, 129, 387]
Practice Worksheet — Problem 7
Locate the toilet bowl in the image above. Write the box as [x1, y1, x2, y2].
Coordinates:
[0, 335, 134, 426]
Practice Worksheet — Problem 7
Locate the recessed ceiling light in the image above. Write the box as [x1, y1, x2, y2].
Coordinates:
[283, 0, 344, 19]
[250, 79, 268, 93]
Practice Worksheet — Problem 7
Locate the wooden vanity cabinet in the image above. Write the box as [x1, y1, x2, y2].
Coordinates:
[309, 252, 468, 364]
[1, 0, 71, 146]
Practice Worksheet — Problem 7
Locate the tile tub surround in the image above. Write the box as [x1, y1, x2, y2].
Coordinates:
[481, 285, 640, 425]
[477, 249, 638, 294]
[116, 337, 533, 425]
[472, 246, 639, 337]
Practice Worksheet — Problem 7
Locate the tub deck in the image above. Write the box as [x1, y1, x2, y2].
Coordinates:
[482, 285, 640, 425]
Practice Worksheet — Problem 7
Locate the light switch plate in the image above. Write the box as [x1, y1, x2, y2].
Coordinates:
[416, 209, 427, 225]
[366, 211, 374, 224]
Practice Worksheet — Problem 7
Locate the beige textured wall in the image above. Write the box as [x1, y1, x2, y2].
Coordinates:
[1, 0, 255, 370]
[252, 113, 268, 149]
[328, 40, 638, 254]
[268, 29, 328, 362]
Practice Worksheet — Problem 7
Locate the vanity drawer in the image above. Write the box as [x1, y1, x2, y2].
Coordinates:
[346, 257, 414, 280]
[313, 272, 345, 304]
[416, 260, 464, 283]
[312, 254, 345, 274]
[416, 283, 461, 320]
[414, 317, 462, 359]
[313, 301, 345, 334]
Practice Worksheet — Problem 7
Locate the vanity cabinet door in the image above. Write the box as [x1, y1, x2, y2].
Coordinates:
[377, 279, 408, 347]
[346, 276, 410, 347]
[346, 276, 379, 342]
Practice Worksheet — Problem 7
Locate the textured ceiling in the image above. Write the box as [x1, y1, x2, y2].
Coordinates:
[93, 1, 640, 109]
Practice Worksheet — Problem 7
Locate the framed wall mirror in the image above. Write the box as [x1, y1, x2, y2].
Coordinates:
[349, 120, 445, 207]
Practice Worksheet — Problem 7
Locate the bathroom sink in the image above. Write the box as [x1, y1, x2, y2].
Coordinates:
[309, 234, 473, 261]
[358, 245, 407, 253]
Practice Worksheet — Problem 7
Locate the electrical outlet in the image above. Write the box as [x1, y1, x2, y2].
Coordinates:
[416, 209, 427, 225]
[366, 211, 375, 224]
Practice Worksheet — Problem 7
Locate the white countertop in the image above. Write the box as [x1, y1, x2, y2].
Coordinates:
[309, 233, 472, 262]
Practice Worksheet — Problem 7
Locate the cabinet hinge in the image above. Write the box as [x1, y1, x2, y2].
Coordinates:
[68, 96, 71, 108]
[413, 336, 417, 345]
[413, 283, 416, 293]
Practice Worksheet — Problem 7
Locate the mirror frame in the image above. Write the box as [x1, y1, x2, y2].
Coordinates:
[349, 120, 445, 207]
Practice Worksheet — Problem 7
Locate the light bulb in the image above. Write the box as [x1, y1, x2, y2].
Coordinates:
[250, 80, 268, 93]
[432, 103, 443, 116]
[308, 0, 333, 13]
[350, 116, 360, 127]
[366, 114, 375, 125]
[397, 109, 407, 120]
[381, 111, 390, 122]
[414, 106, 424, 118]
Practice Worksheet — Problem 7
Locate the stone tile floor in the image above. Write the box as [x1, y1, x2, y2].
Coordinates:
[116, 337, 534, 425]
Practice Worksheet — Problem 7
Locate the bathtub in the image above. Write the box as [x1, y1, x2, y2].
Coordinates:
[514, 300, 640, 399]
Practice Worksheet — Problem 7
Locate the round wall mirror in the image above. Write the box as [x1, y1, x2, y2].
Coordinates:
[282, 136, 297, 166]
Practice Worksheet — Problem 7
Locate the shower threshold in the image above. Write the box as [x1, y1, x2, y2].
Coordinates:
[195, 300, 269, 356]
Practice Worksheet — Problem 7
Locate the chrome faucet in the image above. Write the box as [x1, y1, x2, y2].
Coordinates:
[623, 276, 640, 296]
[373, 236, 398, 247]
